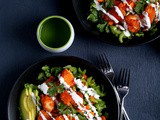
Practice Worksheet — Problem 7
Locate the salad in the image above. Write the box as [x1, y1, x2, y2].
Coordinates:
[87, 0, 160, 43]
[19, 65, 108, 120]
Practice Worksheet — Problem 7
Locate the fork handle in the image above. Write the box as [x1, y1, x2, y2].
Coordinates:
[112, 86, 129, 120]
[119, 100, 130, 120]
[119, 99, 124, 120]
[123, 107, 130, 120]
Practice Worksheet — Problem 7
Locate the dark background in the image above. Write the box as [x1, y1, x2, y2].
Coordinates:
[0, 0, 160, 120]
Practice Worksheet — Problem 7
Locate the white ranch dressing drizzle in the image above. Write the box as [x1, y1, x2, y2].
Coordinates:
[58, 75, 101, 120]
[39, 110, 55, 120]
[123, 30, 131, 37]
[137, 15, 144, 28]
[63, 114, 69, 120]
[52, 96, 56, 101]
[93, 0, 160, 36]
[38, 76, 80, 120]
[31, 92, 37, 105]
[116, 24, 125, 30]
[46, 111, 55, 120]
[93, 0, 131, 36]
[142, 11, 151, 30]
[58, 75, 91, 119]
[68, 89, 84, 104]
[38, 83, 56, 120]
[69, 114, 79, 120]
[151, 2, 160, 21]
[114, 6, 124, 19]
[38, 83, 49, 95]
[94, 0, 119, 23]
[75, 78, 100, 99]
[74, 78, 101, 120]
[121, 0, 133, 13]
[38, 75, 101, 120]
[37, 74, 103, 120]
[31, 92, 41, 111]
[39, 111, 47, 120]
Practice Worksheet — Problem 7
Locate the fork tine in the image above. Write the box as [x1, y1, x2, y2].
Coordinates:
[102, 54, 111, 69]
[126, 69, 130, 86]
[123, 69, 127, 85]
[117, 68, 123, 85]
[117, 68, 130, 120]
[97, 54, 106, 70]
[123, 69, 130, 86]
[97, 54, 115, 83]
[117, 68, 130, 87]
[100, 54, 109, 69]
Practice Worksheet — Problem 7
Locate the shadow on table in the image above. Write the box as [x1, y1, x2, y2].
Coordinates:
[150, 38, 160, 52]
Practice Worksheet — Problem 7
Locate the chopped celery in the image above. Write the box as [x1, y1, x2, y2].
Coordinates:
[95, 99, 106, 116]
[37, 72, 46, 81]
[119, 32, 127, 43]
[93, 85, 106, 97]
[87, 77, 97, 87]
[105, 24, 110, 33]
[64, 65, 77, 75]
[42, 65, 51, 77]
[87, 2, 98, 23]
[51, 67, 62, 76]
[97, 22, 107, 32]
[78, 114, 87, 120]
[135, 32, 144, 37]
[110, 26, 122, 36]
[78, 67, 86, 75]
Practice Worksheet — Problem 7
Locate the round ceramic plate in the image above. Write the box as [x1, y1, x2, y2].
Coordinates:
[72, 0, 160, 46]
[8, 56, 119, 120]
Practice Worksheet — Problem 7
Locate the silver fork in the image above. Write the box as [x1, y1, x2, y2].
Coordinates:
[97, 54, 130, 120]
[97, 54, 115, 82]
[116, 68, 130, 120]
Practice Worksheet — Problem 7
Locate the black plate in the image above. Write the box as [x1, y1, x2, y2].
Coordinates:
[8, 56, 119, 120]
[72, 0, 160, 46]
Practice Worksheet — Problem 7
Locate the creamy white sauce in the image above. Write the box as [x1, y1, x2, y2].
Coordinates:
[114, 6, 124, 19]
[121, 0, 133, 12]
[31, 92, 41, 111]
[116, 24, 125, 30]
[152, 2, 160, 21]
[93, 0, 160, 37]
[63, 114, 69, 120]
[52, 96, 56, 101]
[31, 92, 37, 105]
[87, 88, 100, 99]
[58, 75, 70, 89]
[71, 114, 79, 120]
[74, 78, 101, 119]
[123, 30, 131, 37]
[46, 111, 55, 120]
[84, 92, 100, 119]
[38, 83, 49, 95]
[58, 75, 101, 120]
[94, 0, 119, 23]
[74, 78, 100, 99]
[39, 111, 47, 120]
[142, 11, 151, 30]
[68, 89, 83, 104]
[37, 73, 103, 119]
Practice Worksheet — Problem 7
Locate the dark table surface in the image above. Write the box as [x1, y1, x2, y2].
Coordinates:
[1, 0, 160, 120]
